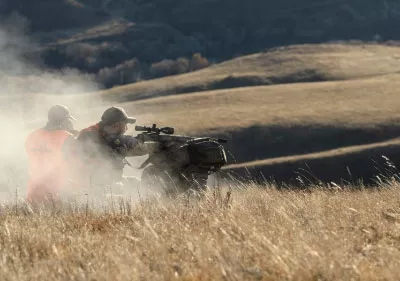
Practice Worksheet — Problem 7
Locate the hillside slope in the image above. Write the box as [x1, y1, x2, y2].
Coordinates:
[119, 73, 400, 134]
[98, 43, 400, 102]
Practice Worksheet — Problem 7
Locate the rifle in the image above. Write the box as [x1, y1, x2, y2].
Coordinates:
[135, 124, 227, 144]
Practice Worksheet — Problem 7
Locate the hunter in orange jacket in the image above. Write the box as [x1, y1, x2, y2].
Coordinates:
[25, 105, 78, 204]
[75, 106, 148, 189]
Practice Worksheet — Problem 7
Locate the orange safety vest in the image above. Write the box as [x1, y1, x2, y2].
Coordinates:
[25, 128, 73, 203]
[79, 123, 101, 137]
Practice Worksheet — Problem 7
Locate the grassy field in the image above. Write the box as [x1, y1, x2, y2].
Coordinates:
[3, 42, 400, 280]
[1, 185, 400, 280]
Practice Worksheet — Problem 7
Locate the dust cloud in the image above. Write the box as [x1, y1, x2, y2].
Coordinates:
[0, 15, 148, 205]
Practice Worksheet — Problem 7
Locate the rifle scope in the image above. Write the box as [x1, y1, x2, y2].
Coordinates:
[135, 124, 175, 135]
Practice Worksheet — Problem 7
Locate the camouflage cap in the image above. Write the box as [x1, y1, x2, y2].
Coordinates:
[48, 105, 75, 122]
[101, 106, 136, 125]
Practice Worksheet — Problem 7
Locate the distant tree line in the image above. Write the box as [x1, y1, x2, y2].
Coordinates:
[44, 41, 210, 88]
[96, 53, 210, 88]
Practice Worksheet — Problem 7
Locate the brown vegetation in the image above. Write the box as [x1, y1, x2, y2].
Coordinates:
[1, 186, 400, 280]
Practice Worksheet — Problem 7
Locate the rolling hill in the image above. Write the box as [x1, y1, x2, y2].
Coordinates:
[97, 43, 400, 102]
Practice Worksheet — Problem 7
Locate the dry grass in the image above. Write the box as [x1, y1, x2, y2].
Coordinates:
[2, 184, 400, 280]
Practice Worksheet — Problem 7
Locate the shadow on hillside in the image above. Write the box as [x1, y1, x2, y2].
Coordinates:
[207, 124, 400, 164]
[117, 69, 332, 102]
[176, 69, 331, 95]
[226, 143, 400, 187]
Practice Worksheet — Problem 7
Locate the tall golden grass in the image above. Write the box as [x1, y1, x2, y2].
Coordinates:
[1, 183, 400, 280]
